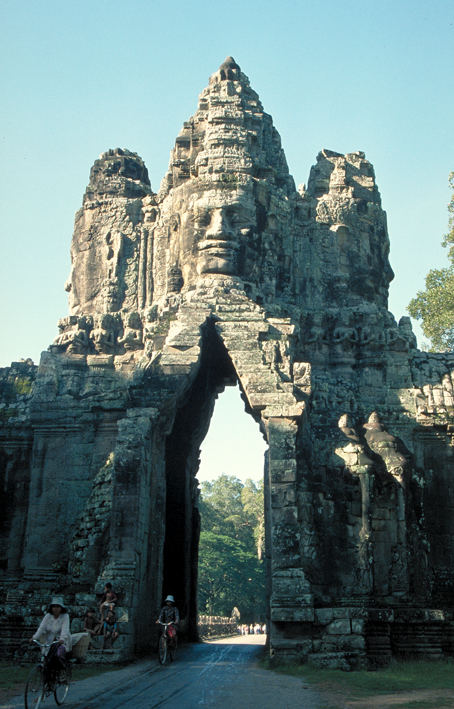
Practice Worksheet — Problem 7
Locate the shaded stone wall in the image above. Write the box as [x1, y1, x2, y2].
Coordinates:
[0, 361, 37, 577]
[1, 57, 453, 668]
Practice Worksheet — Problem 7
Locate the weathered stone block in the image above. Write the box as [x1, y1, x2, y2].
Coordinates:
[326, 620, 351, 635]
[369, 609, 394, 622]
[315, 608, 334, 625]
[271, 607, 315, 622]
[351, 619, 365, 634]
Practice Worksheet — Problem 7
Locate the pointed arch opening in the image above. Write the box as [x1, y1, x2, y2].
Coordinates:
[161, 320, 268, 641]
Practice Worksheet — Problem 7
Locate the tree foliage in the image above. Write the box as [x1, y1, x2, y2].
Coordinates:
[197, 474, 265, 621]
[198, 531, 265, 619]
[408, 173, 454, 351]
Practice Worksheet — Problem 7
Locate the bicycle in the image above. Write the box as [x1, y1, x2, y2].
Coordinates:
[158, 621, 177, 665]
[24, 640, 71, 708]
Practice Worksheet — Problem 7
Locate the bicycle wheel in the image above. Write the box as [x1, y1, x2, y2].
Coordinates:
[54, 667, 70, 705]
[25, 665, 44, 709]
[158, 635, 167, 665]
[169, 637, 177, 663]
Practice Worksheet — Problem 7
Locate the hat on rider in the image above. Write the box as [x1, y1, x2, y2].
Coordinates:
[47, 596, 67, 613]
[164, 595, 175, 604]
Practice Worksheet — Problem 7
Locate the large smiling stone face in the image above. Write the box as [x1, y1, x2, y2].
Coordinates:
[196, 190, 255, 276]
[177, 185, 257, 284]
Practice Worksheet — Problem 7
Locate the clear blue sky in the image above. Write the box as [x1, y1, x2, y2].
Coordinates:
[1, 0, 453, 480]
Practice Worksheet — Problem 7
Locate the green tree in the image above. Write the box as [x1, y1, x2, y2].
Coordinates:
[197, 531, 265, 620]
[197, 475, 266, 621]
[241, 478, 265, 559]
[408, 173, 454, 351]
[199, 474, 255, 545]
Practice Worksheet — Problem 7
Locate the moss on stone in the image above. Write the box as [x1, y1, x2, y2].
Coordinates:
[13, 377, 33, 396]
[0, 407, 17, 422]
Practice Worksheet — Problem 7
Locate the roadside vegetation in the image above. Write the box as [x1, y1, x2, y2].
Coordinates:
[262, 656, 454, 708]
[0, 662, 128, 702]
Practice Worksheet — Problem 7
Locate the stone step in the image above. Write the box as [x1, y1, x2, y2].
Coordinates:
[248, 392, 297, 408]
[218, 322, 263, 334]
[261, 403, 305, 417]
[228, 349, 266, 362]
[240, 373, 282, 392]
[85, 648, 125, 664]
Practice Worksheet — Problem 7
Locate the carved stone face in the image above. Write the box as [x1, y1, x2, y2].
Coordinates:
[178, 186, 257, 282]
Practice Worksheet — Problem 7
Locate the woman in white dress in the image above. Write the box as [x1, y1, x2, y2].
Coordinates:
[31, 597, 71, 661]
[32, 596, 91, 662]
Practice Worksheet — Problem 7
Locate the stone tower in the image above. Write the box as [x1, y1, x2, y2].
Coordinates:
[1, 57, 454, 667]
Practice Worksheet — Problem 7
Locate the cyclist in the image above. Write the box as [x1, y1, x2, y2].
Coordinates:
[31, 596, 71, 679]
[156, 594, 179, 645]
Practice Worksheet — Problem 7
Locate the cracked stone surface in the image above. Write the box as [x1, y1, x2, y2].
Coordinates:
[1, 57, 454, 668]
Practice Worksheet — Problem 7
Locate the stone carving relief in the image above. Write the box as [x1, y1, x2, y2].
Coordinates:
[2, 56, 454, 669]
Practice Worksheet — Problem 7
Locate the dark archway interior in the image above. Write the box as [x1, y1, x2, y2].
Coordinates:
[163, 319, 248, 640]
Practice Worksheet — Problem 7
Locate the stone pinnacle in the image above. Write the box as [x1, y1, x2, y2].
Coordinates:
[218, 56, 241, 80]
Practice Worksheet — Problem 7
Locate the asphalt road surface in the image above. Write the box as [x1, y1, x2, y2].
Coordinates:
[6, 635, 325, 709]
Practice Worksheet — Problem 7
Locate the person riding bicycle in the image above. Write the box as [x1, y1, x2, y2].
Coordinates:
[156, 595, 179, 645]
[31, 596, 71, 676]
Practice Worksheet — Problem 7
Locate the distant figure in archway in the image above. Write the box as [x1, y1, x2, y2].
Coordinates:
[157, 594, 180, 644]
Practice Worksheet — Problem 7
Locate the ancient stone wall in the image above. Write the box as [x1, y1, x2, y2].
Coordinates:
[0, 360, 37, 577]
[1, 57, 453, 668]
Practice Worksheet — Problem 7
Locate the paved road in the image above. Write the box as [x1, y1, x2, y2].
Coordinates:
[6, 635, 325, 709]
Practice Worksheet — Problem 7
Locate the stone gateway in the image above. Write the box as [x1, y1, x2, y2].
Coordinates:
[1, 58, 454, 668]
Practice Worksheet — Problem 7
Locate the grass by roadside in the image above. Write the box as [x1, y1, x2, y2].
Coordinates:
[260, 656, 454, 709]
[0, 661, 129, 702]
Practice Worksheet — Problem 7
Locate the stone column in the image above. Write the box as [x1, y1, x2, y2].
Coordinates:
[266, 416, 314, 657]
[101, 407, 165, 656]
[264, 448, 272, 638]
